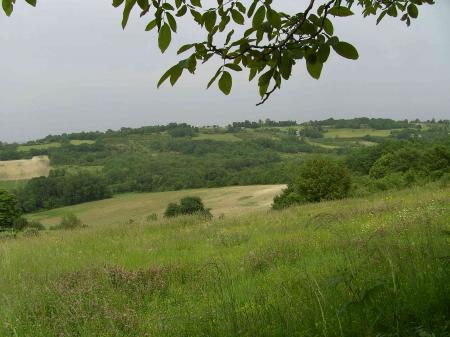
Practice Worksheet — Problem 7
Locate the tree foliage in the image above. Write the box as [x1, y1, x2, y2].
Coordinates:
[0, 189, 21, 229]
[2, 0, 434, 103]
[273, 156, 351, 209]
[164, 196, 211, 217]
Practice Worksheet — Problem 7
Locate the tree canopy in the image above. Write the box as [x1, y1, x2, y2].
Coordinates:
[2, 0, 434, 103]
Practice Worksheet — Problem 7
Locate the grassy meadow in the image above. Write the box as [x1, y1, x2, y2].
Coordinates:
[1, 184, 449, 337]
[323, 128, 394, 138]
[27, 185, 286, 227]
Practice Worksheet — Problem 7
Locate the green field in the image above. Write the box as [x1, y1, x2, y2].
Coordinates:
[17, 140, 94, 152]
[323, 128, 394, 138]
[69, 139, 96, 145]
[28, 184, 286, 227]
[1, 184, 449, 336]
[193, 133, 242, 142]
[0, 179, 27, 191]
[17, 142, 61, 152]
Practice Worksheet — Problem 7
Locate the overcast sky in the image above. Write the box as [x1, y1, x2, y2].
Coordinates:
[0, 1, 449, 142]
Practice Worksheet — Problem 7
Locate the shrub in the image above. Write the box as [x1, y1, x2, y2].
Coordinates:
[439, 172, 450, 188]
[22, 227, 40, 237]
[0, 189, 21, 230]
[164, 196, 211, 218]
[51, 213, 85, 230]
[27, 220, 45, 231]
[12, 217, 29, 231]
[146, 213, 158, 221]
[273, 157, 351, 209]
[164, 203, 181, 218]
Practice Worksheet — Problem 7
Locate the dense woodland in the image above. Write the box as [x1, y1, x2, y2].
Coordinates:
[1, 118, 449, 213]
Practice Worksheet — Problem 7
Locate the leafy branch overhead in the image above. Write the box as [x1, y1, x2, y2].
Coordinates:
[3, 0, 434, 104]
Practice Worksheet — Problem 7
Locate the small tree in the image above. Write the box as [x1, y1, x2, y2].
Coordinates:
[273, 157, 351, 209]
[0, 189, 21, 230]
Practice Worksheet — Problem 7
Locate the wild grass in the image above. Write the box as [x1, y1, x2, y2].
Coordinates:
[0, 185, 449, 337]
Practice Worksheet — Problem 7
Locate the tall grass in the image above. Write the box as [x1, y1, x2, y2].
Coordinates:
[0, 185, 449, 337]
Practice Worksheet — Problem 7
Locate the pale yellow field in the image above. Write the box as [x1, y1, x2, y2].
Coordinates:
[0, 155, 50, 181]
[28, 184, 286, 227]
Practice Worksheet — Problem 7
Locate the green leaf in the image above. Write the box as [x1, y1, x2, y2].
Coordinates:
[190, 0, 201, 7]
[2, 0, 13, 16]
[207, 69, 221, 89]
[25, 0, 37, 7]
[218, 71, 232, 95]
[306, 61, 323, 80]
[247, 0, 258, 18]
[376, 10, 387, 25]
[166, 12, 177, 32]
[177, 44, 194, 54]
[112, 0, 125, 7]
[323, 18, 333, 35]
[122, 0, 137, 29]
[407, 4, 418, 19]
[317, 44, 330, 63]
[158, 23, 172, 53]
[145, 19, 157, 31]
[176, 5, 187, 17]
[328, 6, 353, 17]
[203, 11, 217, 31]
[332, 41, 359, 60]
[170, 66, 183, 85]
[158, 65, 177, 87]
[267, 8, 281, 28]
[225, 63, 242, 72]
[225, 29, 234, 45]
[231, 9, 244, 25]
[252, 5, 266, 28]
[136, 0, 148, 10]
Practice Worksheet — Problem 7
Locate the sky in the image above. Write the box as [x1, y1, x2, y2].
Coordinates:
[0, 0, 449, 142]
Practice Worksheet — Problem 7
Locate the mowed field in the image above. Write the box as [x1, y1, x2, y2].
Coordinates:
[28, 184, 286, 227]
[1, 185, 449, 337]
[0, 155, 50, 180]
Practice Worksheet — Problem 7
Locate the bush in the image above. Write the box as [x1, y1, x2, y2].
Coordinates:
[12, 217, 28, 231]
[439, 172, 450, 188]
[146, 213, 158, 221]
[164, 203, 181, 218]
[27, 220, 45, 231]
[273, 157, 351, 209]
[164, 196, 211, 218]
[0, 189, 21, 230]
[22, 227, 40, 237]
[11, 217, 45, 232]
[51, 213, 85, 230]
